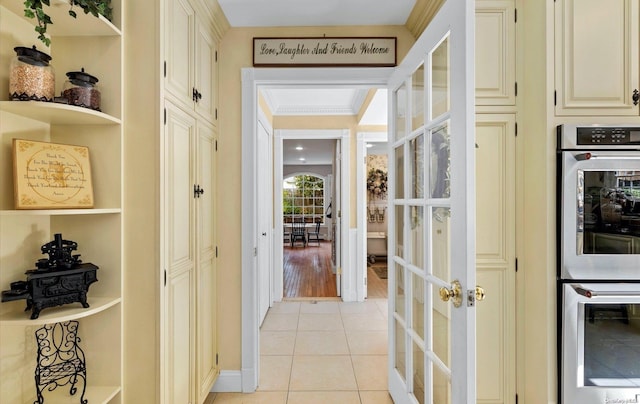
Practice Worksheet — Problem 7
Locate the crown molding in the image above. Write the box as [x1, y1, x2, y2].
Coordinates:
[405, 0, 444, 38]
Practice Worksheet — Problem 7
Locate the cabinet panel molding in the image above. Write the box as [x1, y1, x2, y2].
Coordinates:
[475, 0, 516, 106]
[555, 0, 639, 115]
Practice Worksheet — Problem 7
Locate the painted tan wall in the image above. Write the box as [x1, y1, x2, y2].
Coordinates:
[218, 25, 415, 370]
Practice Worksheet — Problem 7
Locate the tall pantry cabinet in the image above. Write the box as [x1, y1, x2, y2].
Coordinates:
[0, 1, 124, 403]
[125, 0, 223, 403]
[474, 1, 518, 403]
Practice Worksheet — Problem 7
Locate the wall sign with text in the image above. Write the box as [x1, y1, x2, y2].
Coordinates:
[13, 139, 94, 209]
[253, 37, 396, 67]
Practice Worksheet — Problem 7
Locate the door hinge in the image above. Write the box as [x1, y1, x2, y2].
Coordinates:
[515, 258, 518, 272]
[215, 246, 218, 258]
[164, 61, 166, 78]
[216, 353, 219, 365]
[515, 81, 518, 97]
[515, 122, 518, 137]
[215, 108, 218, 120]
[164, 269, 167, 286]
[215, 140, 218, 151]
[215, 51, 218, 62]
[164, 108, 166, 125]
[516, 393, 518, 404]
[514, 8, 517, 23]
[254, 247, 257, 256]
[554, 90, 557, 106]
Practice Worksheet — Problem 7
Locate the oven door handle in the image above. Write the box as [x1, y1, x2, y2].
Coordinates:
[574, 285, 640, 298]
[586, 151, 640, 160]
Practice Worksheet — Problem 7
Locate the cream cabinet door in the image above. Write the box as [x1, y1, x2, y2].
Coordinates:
[164, 101, 197, 404]
[555, 0, 639, 116]
[475, 114, 516, 404]
[196, 120, 219, 402]
[165, 0, 195, 109]
[475, 0, 516, 106]
[194, 17, 217, 123]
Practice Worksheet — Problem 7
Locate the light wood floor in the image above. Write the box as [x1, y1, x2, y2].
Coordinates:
[283, 240, 388, 298]
[283, 240, 336, 298]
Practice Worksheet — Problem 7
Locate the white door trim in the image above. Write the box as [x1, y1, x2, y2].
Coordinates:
[241, 67, 393, 392]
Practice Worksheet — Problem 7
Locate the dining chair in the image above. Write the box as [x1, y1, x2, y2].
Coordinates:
[307, 220, 321, 246]
[291, 220, 307, 247]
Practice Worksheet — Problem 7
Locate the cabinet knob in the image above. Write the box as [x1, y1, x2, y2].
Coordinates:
[633, 89, 639, 106]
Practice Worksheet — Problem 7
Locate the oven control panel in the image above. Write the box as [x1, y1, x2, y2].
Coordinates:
[577, 126, 640, 145]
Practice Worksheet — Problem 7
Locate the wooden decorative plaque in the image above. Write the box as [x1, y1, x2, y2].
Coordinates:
[253, 37, 397, 67]
[13, 139, 94, 209]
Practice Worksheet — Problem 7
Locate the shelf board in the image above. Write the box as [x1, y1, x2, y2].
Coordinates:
[0, 0, 121, 37]
[0, 297, 121, 326]
[38, 385, 120, 404]
[0, 101, 121, 125]
[0, 208, 121, 216]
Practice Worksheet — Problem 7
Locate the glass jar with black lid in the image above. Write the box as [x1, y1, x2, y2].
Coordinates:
[9, 46, 55, 102]
[62, 68, 101, 111]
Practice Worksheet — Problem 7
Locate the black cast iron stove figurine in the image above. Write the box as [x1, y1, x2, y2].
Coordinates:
[1, 234, 98, 319]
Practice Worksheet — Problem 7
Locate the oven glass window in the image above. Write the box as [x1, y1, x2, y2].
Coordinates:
[580, 170, 640, 254]
[583, 303, 640, 387]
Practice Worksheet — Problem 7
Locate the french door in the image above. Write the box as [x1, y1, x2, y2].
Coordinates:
[387, 0, 478, 403]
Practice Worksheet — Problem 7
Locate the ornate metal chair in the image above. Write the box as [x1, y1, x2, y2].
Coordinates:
[34, 321, 87, 404]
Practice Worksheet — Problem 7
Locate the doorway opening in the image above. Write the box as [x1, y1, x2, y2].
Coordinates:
[241, 67, 394, 392]
[359, 133, 389, 299]
[274, 130, 349, 302]
[282, 150, 336, 298]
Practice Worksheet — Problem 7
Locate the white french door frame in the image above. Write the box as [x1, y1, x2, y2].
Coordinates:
[387, 0, 476, 402]
[273, 129, 349, 302]
[241, 67, 393, 391]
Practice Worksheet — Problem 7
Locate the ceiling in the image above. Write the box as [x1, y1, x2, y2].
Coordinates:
[218, 0, 402, 164]
[282, 137, 387, 166]
[217, 0, 416, 27]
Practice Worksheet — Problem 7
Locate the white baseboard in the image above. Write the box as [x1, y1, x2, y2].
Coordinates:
[210, 370, 242, 392]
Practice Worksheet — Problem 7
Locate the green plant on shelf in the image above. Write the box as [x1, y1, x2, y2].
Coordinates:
[23, 0, 113, 47]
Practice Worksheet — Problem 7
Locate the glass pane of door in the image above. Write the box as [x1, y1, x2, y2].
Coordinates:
[412, 65, 425, 131]
[431, 37, 450, 120]
[395, 83, 407, 141]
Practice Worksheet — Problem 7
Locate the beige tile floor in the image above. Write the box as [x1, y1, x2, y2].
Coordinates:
[210, 298, 393, 404]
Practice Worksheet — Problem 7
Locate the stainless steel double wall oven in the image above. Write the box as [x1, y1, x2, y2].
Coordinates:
[557, 124, 640, 404]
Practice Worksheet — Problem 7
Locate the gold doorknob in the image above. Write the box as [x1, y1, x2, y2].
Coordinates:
[439, 280, 462, 308]
[475, 286, 486, 302]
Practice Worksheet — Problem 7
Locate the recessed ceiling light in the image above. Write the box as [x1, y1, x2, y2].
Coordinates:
[299, 157, 305, 161]
[295, 146, 303, 150]
[366, 143, 373, 148]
